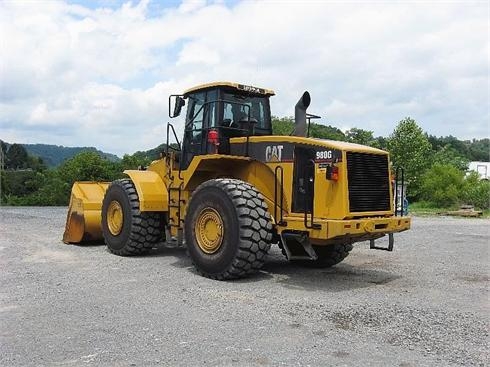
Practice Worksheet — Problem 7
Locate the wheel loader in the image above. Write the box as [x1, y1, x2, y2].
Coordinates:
[63, 81, 411, 280]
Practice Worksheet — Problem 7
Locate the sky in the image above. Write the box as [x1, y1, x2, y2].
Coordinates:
[0, 0, 488, 156]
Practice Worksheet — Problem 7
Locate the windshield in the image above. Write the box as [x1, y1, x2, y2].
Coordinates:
[222, 91, 271, 133]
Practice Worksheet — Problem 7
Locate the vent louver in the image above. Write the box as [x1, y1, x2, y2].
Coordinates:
[347, 152, 391, 212]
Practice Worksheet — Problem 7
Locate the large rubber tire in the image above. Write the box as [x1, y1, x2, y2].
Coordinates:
[101, 179, 164, 256]
[184, 178, 273, 280]
[308, 243, 353, 268]
[279, 239, 353, 268]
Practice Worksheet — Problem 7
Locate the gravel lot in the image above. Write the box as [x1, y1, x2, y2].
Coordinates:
[0, 207, 488, 367]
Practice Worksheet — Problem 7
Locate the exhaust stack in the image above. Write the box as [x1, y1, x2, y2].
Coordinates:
[292, 91, 311, 137]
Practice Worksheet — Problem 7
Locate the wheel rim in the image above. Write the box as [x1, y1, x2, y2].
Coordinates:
[195, 207, 224, 254]
[107, 200, 123, 236]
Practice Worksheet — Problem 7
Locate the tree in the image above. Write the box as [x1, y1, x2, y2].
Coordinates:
[371, 136, 389, 150]
[6, 144, 29, 170]
[388, 117, 432, 199]
[461, 172, 490, 210]
[345, 128, 375, 145]
[120, 153, 151, 170]
[0, 140, 7, 170]
[272, 116, 294, 136]
[467, 138, 489, 161]
[58, 151, 119, 187]
[308, 123, 346, 140]
[420, 163, 464, 207]
[272, 116, 347, 141]
[432, 145, 469, 171]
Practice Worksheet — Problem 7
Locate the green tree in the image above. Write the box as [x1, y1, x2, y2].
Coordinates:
[345, 128, 375, 145]
[120, 153, 151, 170]
[369, 136, 389, 150]
[272, 116, 294, 136]
[420, 163, 464, 207]
[467, 138, 489, 161]
[308, 123, 346, 140]
[53, 151, 120, 204]
[6, 143, 29, 169]
[432, 145, 469, 171]
[0, 140, 7, 170]
[461, 172, 490, 210]
[388, 117, 432, 199]
[58, 151, 119, 183]
[272, 116, 347, 141]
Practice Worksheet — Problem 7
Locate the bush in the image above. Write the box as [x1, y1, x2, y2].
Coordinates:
[461, 172, 490, 210]
[420, 163, 464, 207]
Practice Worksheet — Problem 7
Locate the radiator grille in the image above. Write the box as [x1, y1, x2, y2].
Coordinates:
[347, 152, 391, 212]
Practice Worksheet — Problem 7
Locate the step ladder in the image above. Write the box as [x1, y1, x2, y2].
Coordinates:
[168, 183, 185, 245]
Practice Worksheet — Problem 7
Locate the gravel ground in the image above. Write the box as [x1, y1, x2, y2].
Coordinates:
[0, 207, 488, 367]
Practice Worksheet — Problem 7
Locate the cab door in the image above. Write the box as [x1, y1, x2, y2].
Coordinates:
[181, 90, 217, 169]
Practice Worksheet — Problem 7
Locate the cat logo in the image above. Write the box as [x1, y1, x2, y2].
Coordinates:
[265, 145, 283, 162]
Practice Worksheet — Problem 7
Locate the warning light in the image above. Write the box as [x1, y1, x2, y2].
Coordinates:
[207, 129, 219, 153]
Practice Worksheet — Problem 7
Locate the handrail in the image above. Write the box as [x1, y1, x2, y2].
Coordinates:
[166, 123, 182, 154]
[394, 167, 405, 216]
[166, 123, 183, 180]
[303, 159, 321, 229]
[306, 113, 321, 138]
[274, 165, 286, 226]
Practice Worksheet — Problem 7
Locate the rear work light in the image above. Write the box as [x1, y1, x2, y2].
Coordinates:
[326, 164, 339, 181]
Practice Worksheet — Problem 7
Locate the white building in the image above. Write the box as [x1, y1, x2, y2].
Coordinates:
[468, 161, 490, 180]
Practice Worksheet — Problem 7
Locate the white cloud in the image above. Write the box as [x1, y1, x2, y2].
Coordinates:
[0, 0, 488, 156]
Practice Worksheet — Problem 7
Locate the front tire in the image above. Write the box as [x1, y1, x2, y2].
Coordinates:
[101, 179, 163, 256]
[185, 179, 272, 280]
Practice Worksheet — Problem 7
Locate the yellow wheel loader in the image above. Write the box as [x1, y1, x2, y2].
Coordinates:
[63, 82, 411, 280]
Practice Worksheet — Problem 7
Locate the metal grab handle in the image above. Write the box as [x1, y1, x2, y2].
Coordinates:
[303, 159, 320, 229]
[274, 166, 285, 226]
[394, 167, 405, 216]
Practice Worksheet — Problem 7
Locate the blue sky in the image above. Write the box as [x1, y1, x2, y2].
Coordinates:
[0, 0, 488, 156]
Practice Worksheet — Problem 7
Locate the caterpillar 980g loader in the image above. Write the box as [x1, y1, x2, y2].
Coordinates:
[63, 82, 411, 280]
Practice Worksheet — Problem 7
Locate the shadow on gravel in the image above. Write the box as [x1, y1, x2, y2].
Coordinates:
[262, 257, 401, 292]
[151, 246, 276, 282]
[68, 240, 105, 247]
[112, 244, 401, 289]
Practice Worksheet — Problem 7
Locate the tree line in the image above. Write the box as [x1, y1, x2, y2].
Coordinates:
[1, 117, 489, 209]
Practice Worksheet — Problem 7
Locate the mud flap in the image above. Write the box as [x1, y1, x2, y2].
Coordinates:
[62, 182, 110, 244]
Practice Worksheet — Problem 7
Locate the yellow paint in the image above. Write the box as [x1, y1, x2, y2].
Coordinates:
[123, 170, 168, 211]
[63, 82, 411, 246]
[195, 208, 224, 254]
[107, 200, 123, 235]
[230, 135, 386, 155]
[183, 81, 275, 96]
[62, 181, 109, 243]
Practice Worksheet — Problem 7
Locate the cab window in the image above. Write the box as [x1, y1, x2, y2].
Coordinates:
[221, 90, 271, 134]
[186, 91, 205, 139]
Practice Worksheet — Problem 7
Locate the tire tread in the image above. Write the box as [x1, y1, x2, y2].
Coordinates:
[103, 179, 163, 256]
[189, 178, 272, 280]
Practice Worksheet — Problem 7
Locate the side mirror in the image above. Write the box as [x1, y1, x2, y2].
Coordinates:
[169, 95, 185, 118]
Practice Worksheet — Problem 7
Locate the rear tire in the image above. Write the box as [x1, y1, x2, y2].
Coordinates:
[185, 178, 272, 280]
[279, 239, 353, 268]
[101, 179, 163, 256]
[308, 243, 353, 268]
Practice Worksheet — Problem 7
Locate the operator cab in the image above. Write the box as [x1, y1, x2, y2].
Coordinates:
[169, 82, 274, 169]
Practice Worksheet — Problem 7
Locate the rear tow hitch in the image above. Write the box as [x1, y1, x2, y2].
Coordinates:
[370, 233, 394, 251]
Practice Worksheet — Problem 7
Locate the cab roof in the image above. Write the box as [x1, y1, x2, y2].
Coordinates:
[183, 82, 275, 97]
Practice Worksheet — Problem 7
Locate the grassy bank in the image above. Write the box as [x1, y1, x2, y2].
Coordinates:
[409, 202, 490, 218]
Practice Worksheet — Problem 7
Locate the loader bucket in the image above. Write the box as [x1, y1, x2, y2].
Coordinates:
[63, 182, 110, 244]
